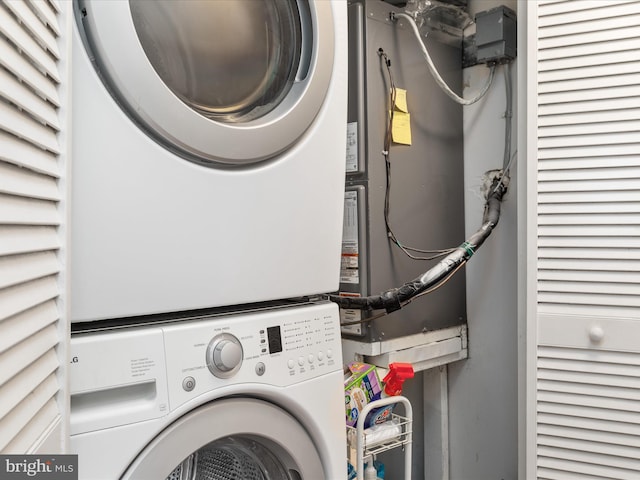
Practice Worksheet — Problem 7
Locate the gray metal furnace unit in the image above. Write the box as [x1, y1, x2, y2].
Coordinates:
[341, 0, 466, 342]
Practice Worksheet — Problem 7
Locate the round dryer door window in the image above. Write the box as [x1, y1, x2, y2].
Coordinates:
[75, 0, 336, 166]
[122, 399, 325, 479]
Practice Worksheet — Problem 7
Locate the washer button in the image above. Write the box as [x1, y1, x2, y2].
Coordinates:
[308, 354, 314, 363]
[255, 362, 266, 376]
[298, 356, 305, 366]
[288, 359, 295, 369]
[182, 376, 196, 392]
[327, 349, 333, 359]
[317, 351, 324, 361]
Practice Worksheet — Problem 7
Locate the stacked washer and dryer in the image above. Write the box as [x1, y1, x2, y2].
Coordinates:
[68, 1, 348, 478]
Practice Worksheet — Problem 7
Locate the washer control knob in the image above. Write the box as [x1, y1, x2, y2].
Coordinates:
[206, 333, 243, 378]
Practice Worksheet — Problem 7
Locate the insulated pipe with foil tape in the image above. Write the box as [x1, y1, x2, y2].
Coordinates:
[328, 176, 508, 314]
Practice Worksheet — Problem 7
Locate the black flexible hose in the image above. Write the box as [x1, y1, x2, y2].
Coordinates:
[328, 177, 508, 313]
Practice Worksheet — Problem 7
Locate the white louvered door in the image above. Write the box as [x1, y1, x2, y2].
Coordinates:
[0, 0, 70, 453]
[526, 0, 640, 478]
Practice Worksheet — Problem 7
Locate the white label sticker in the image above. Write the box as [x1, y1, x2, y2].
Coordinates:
[341, 191, 359, 284]
[339, 302, 362, 336]
[346, 122, 358, 173]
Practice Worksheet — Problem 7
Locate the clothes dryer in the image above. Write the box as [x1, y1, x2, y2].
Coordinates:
[70, 0, 347, 322]
[69, 302, 346, 479]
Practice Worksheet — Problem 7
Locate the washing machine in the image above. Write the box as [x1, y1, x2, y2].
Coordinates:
[69, 301, 346, 479]
[70, 0, 348, 322]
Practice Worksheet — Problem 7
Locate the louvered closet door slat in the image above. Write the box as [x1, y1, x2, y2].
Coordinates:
[538, 452, 640, 480]
[539, 1, 640, 26]
[47, 0, 60, 13]
[0, 375, 59, 451]
[539, 225, 639, 238]
[538, 143, 640, 160]
[538, 165, 640, 182]
[540, 435, 640, 462]
[539, 369, 640, 390]
[0, 276, 58, 331]
[0, 101, 59, 153]
[0, 226, 60, 257]
[539, 120, 640, 137]
[539, 292, 640, 309]
[0, 193, 59, 225]
[540, 49, 640, 72]
[538, 467, 634, 480]
[539, 61, 640, 82]
[539, 247, 640, 260]
[0, 162, 60, 200]
[539, 270, 638, 285]
[0, 131, 59, 176]
[3, 399, 58, 454]
[538, 212, 640, 225]
[28, 0, 60, 36]
[540, 84, 640, 105]
[538, 0, 637, 16]
[539, 379, 640, 401]
[0, 323, 58, 385]
[539, 72, 640, 94]
[538, 281, 640, 297]
[4, 0, 60, 58]
[539, 96, 640, 117]
[539, 190, 640, 205]
[539, 401, 640, 426]
[0, 252, 59, 290]
[539, 156, 640, 170]
[538, 176, 640, 192]
[0, 67, 60, 130]
[538, 24, 640, 50]
[0, 5, 59, 82]
[0, 301, 58, 356]
[539, 424, 640, 449]
[0, 349, 58, 422]
[538, 413, 640, 438]
[540, 11, 640, 39]
[0, 37, 59, 106]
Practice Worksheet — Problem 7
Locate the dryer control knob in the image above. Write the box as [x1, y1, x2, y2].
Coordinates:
[206, 333, 243, 378]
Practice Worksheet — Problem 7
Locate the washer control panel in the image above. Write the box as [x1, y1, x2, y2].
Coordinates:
[162, 302, 342, 410]
[69, 302, 342, 433]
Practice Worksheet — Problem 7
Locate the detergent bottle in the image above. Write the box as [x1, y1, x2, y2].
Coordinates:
[363, 362, 414, 428]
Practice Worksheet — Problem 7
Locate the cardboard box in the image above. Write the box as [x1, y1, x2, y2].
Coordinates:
[344, 362, 382, 427]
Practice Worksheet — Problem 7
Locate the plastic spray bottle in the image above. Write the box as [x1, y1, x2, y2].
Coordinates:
[363, 362, 414, 428]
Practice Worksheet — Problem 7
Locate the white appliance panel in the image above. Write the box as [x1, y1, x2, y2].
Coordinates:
[70, 0, 348, 321]
[69, 302, 347, 480]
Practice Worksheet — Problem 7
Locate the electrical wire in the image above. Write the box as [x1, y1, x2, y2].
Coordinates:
[378, 48, 458, 261]
[492, 63, 516, 195]
[493, 150, 517, 194]
[339, 309, 390, 327]
[502, 62, 513, 171]
[393, 12, 495, 106]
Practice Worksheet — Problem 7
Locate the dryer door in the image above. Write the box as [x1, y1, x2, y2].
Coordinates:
[75, 0, 336, 166]
[122, 399, 324, 479]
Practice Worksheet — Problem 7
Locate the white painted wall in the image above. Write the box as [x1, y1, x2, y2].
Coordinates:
[446, 1, 519, 478]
